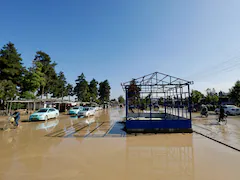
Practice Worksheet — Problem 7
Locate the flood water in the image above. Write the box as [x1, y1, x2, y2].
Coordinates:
[0, 108, 240, 180]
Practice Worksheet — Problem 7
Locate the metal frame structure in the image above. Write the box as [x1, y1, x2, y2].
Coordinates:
[121, 72, 194, 133]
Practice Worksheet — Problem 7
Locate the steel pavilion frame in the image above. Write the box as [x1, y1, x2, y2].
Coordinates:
[121, 72, 194, 121]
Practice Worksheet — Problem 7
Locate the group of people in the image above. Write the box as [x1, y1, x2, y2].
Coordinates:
[201, 105, 225, 122]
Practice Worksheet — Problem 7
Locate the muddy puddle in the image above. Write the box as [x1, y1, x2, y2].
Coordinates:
[0, 108, 240, 180]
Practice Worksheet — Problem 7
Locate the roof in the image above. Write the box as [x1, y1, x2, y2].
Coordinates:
[6, 99, 74, 103]
[121, 72, 193, 92]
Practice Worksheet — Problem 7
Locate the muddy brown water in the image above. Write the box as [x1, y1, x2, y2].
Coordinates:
[0, 108, 240, 180]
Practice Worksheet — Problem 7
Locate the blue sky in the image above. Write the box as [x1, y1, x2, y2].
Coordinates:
[1, 0, 240, 98]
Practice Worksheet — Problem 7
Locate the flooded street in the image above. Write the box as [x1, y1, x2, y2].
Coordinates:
[0, 109, 240, 180]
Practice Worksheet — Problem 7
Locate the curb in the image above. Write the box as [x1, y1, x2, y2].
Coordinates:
[194, 130, 240, 152]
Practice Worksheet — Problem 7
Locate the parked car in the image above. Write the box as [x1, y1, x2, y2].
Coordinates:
[29, 108, 59, 121]
[78, 107, 95, 117]
[69, 106, 83, 115]
[92, 107, 98, 111]
[215, 105, 240, 115]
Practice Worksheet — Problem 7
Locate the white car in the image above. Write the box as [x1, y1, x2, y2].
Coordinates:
[78, 107, 95, 117]
[93, 107, 99, 111]
[29, 108, 59, 121]
[215, 105, 240, 115]
[69, 106, 83, 115]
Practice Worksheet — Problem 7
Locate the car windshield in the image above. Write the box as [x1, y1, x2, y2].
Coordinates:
[83, 107, 89, 111]
[38, 109, 48, 113]
[73, 107, 79, 109]
[229, 105, 238, 108]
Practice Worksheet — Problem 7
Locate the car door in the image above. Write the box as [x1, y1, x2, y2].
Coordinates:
[223, 106, 227, 113]
[49, 109, 55, 118]
[52, 109, 58, 117]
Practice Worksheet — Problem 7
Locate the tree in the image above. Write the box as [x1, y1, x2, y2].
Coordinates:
[52, 71, 67, 100]
[0, 80, 17, 101]
[0, 42, 24, 104]
[118, 95, 125, 104]
[20, 61, 46, 98]
[98, 80, 111, 103]
[33, 51, 57, 98]
[229, 80, 240, 106]
[66, 84, 74, 101]
[21, 91, 36, 100]
[191, 90, 204, 104]
[74, 73, 89, 102]
[205, 88, 219, 105]
[0, 42, 24, 86]
[0, 42, 24, 111]
[89, 79, 98, 102]
[127, 79, 141, 106]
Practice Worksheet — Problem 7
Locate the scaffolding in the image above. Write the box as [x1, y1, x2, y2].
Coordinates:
[121, 72, 194, 133]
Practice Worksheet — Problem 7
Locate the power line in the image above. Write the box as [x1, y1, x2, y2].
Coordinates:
[184, 54, 240, 80]
[185, 57, 240, 81]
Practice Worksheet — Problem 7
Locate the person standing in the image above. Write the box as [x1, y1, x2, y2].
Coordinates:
[219, 106, 225, 122]
[12, 111, 20, 127]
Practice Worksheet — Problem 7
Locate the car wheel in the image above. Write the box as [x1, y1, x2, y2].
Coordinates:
[45, 116, 48, 121]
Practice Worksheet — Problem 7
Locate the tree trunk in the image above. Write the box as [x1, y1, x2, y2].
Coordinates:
[6, 101, 9, 114]
[41, 86, 45, 99]
[9, 98, 13, 115]
[33, 101, 36, 111]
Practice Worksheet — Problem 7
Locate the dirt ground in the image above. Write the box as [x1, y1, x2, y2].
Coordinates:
[0, 109, 240, 180]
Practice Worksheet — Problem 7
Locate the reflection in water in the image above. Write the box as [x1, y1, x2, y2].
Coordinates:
[85, 117, 95, 125]
[35, 119, 59, 132]
[126, 135, 194, 180]
[70, 116, 78, 119]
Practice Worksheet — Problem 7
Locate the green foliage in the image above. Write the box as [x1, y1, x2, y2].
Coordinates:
[21, 91, 36, 100]
[66, 84, 73, 100]
[0, 42, 23, 101]
[0, 42, 24, 86]
[89, 79, 98, 102]
[118, 95, 125, 104]
[127, 79, 141, 106]
[52, 71, 67, 99]
[191, 90, 204, 104]
[21, 61, 45, 96]
[158, 97, 164, 105]
[95, 99, 100, 104]
[0, 80, 17, 100]
[229, 80, 240, 106]
[205, 88, 219, 105]
[99, 80, 111, 103]
[33, 51, 57, 97]
[74, 73, 89, 102]
[11, 103, 26, 110]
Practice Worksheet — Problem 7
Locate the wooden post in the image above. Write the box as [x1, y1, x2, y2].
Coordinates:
[33, 100, 36, 111]
[9, 98, 13, 115]
[6, 101, 9, 115]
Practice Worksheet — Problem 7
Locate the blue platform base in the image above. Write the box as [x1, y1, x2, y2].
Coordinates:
[126, 120, 192, 133]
